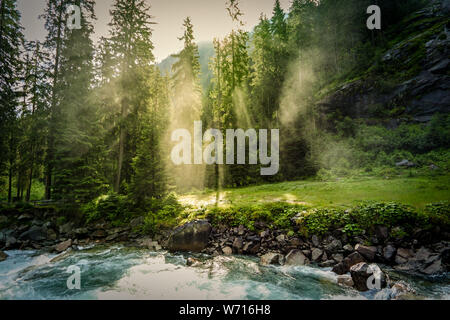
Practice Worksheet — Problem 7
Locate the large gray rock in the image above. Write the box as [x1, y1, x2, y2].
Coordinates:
[260, 252, 283, 265]
[55, 239, 72, 253]
[332, 252, 366, 275]
[337, 274, 354, 288]
[59, 222, 74, 235]
[383, 244, 397, 261]
[395, 247, 414, 264]
[243, 241, 260, 254]
[421, 259, 443, 275]
[355, 244, 377, 261]
[0, 250, 8, 262]
[19, 225, 47, 241]
[232, 237, 244, 253]
[285, 249, 310, 266]
[350, 262, 387, 292]
[390, 281, 416, 300]
[222, 246, 232, 255]
[325, 239, 342, 252]
[311, 248, 323, 261]
[167, 220, 211, 252]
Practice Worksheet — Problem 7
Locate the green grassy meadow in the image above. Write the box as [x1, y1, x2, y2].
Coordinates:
[179, 175, 450, 209]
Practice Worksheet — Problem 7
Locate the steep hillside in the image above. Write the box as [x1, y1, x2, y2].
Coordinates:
[317, 0, 449, 124]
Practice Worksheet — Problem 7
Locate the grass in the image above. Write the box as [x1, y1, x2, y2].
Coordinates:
[179, 175, 450, 210]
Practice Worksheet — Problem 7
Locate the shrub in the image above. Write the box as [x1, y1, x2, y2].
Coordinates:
[296, 208, 348, 236]
[82, 193, 131, 224]
[422, 201, 450, 230]
[142, 194, 184, 234]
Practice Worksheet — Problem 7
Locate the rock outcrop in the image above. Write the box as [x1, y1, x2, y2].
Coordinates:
[167, 220, 212, 252]
[350, 262, 388, 292]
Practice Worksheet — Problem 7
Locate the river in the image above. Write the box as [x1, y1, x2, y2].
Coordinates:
[0, 245, 448, 300]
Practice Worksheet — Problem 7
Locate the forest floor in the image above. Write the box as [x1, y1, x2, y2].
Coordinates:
[179, 174, 450, 209]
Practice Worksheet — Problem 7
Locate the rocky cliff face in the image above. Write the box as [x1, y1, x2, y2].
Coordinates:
[318, 0, 450, 123]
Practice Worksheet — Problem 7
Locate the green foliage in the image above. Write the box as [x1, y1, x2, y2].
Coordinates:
[141, 194, 184, 234]
[205, 202, 307, 231]
[422, 201, 450, 229]
[82, 193, 131, 224]
[350, 202, 418, 230]
[296, 202, 421, 238]
[296, 208, 347, 236]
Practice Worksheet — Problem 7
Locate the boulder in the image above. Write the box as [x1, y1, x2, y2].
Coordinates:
[311, 235, 320, 247]
[19, 225, 47, 241]
[186, 257, 201, 267]
[289, 238, 303, 247]
[285, 249, 310, 266]
[319, 260, 336, 268]
[332, 253, 344, 263]
[332, 252, 365, 275]
[222, 246, 233, 255]
[59, 223, 74, 235]
[395, 248, 414, 264]
[0, 250, 8, 262]
[168, 220, 211, 252]
[415, 247, 432, 262]
[232, 237, 244, 253]
[355, 244, 377, 261]
[243, 241, 260, 255]
[311, 248, 323, 261]
[325, 239, 342, 252]
[92, 229, 107, 238]
[396, 159, 416, 167]
[55, 239, 72, 253]
[276, 234, 286, 242]
[383, 245, 397, 262]
[421, 259, 443, 275]
[343, 244, 353, 253]
[74, 228, 89, 237]
[337, 274, 354, 288]
[350, 262, 387, 292]
[260, 252, 283, 265]
[390, 281, 416, 300]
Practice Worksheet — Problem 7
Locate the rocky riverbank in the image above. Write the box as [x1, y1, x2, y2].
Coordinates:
[1, 206, 449, 297]
[164, 219, 449, 296]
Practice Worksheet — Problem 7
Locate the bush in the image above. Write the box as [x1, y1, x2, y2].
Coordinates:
[142, 194, 184, 234]
[422, 201, 450, 230]
[296, 202, 420, 238]
[82, 193, 131, 224]
[205, 202, 307, 231]
[296, 208, 348, 236]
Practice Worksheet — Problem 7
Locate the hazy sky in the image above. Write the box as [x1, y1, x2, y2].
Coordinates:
[17, 0, 291, 62]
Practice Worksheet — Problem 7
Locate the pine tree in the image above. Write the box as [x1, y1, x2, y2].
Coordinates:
[21, 41, 51, 201]
[107, 0, 155, 193]
[130, 70, 169, 207]
[41, 0, 67, 200]
[0, 0, 23, 202]
[169, 16, 204, 191]
[52, 0, 105, 204]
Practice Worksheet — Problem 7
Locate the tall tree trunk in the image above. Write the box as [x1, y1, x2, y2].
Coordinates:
[115, 112, 125, 193]
[26, 167, 33, 201]
[45, 3, 64, 200]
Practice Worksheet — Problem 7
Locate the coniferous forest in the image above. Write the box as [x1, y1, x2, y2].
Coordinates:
[0, 0, 449, 301]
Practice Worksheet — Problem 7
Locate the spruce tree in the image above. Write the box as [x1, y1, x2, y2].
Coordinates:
[107, 0, 155, 193]
[52, 0, 104, 204]
[0, 0, 23, 202]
